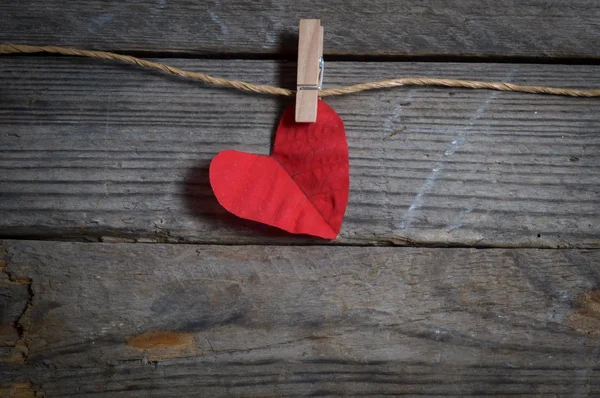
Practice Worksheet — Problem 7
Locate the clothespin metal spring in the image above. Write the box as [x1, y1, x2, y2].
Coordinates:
[297, 57, 324, 92]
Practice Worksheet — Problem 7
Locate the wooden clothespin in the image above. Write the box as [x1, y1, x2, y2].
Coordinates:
[295, 19, 324, 123]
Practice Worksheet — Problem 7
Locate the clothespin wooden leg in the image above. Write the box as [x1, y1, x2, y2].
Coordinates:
[296, 19, 323, 123]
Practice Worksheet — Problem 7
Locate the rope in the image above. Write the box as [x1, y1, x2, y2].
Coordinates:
[2, 43, 600, 98]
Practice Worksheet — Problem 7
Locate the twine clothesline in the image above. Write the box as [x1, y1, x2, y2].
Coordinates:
[2, 43, 600, 98]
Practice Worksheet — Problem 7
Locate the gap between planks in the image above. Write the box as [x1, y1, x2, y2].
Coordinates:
[2, 234, 600, 250]
[6, 50, 600, 65]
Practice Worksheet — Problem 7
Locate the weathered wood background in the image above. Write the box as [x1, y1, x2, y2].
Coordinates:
[2, 0, 600, 59]
[1, 1, 599, 396]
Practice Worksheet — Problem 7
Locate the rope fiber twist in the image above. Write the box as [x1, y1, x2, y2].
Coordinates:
[2, 43, 600, 98]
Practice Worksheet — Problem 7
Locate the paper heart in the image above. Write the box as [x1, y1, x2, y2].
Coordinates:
[209, 100, 349, 239]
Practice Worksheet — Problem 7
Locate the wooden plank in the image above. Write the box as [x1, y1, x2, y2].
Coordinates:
[1, 58, 600, 247]
[1, 240, 599, 396]
[1, 1, 600, 59]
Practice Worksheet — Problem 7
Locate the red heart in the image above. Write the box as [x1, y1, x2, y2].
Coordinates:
[209, 100, 349, 239]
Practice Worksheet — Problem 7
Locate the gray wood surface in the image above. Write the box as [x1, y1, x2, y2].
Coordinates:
[1, 1, 600, 59]
[3, 1, 600, 395]
[1, 240, 599, 396]
[1, 57, 599, 247]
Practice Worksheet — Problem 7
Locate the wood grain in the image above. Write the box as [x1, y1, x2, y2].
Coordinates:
[1, 240, 599, 396]
[1, 1, 600, 59]
[1, 57, 599, 246]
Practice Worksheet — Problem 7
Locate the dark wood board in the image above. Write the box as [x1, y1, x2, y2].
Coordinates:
[2, 2, 600, 396]
[1, 240, 599, 396]
[1, 57, 599, 247]
[1, 1, 600, 59]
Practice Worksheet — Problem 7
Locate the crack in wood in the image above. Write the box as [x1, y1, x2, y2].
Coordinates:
[0, 245, 32, 365]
